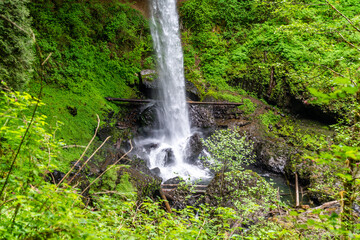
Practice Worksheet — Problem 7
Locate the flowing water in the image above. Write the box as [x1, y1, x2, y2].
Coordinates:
[135, 0, 210, 182]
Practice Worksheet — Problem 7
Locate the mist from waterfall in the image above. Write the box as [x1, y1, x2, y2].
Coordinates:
[135, 0, 210, 182]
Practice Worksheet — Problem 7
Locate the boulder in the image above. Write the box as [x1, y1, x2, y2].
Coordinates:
[150, 167, 161, 176]
[205, 170, 277, 223]
[163, 148, 175, 167]
[254, 139, 290, 174]
[138, 69, 157, 98]
[163, 177, 184, 185]
[185, 133, 203, 164]
[185, 79, 200, 101]
[137, 104, 158, 131]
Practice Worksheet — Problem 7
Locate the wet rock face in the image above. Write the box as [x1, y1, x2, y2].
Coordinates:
[163, 177, 184, 185]
[118, 165, 162, 201]
[254, 140, 290, 174]
[188, 105, 215, 128]
[163, 148, 175, 167]
[185, 79, 200, 101]
[185, 133, 203, 164]
[138, 69, 157, 98]
[138, 104, 158, 128]
[150, 167, 161, 176]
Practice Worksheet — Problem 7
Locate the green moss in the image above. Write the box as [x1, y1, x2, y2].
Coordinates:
[259, 110, 281, 127]
[98, 166, 136, 200]
[238, 98, 256, 115]
[27, 0, 152, 151]
[116, 172, 136, 200]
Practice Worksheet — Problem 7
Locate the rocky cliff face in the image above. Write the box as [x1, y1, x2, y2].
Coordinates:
[123, 0, 188, 18]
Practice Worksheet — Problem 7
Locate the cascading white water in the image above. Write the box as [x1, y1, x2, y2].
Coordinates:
[135, 0, 210, 182]
[149, 0, 191, 146]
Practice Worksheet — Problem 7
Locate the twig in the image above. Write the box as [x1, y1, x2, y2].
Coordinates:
[309, 62, 346, 77]
[41, 52, 53, 66]
[92, 190, 128, 196]
[80, 141, 133, 195]
[325, 0, 360, 34]
[68, 136, 111, 184]
[62, 145, 87, 149]
[195, 219, 207, 240]
[337, 32, 360, 53]
[295, 172, 300, 207]
[0, 198, 17, 212]
[225, 219, 241, 240]
[11, 203, 21, 229]
[56, 114, 100, 188]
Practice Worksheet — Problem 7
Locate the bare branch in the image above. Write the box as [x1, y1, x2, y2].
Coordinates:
[337, 32, 360, 52]
[310, 62, 346, 78]
[0, 14, 36, 42]
[62, 145, 87, 149]
[80, 141, 133, 195]
[41, 52, 53, 66]
[57, 114, 101, 188]
[68, 136, 111, 184]
[325, 0, 360, 34]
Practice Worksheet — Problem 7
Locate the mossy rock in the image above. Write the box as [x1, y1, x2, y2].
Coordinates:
[117, 166, 161, 202]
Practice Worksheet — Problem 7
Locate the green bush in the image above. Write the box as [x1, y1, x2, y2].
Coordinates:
[0, 0, 34, 90]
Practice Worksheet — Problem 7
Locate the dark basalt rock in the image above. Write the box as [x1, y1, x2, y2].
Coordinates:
[47, 170, 65, 184]
[185, 133, 203, 164]
[185, 79, 200, 101]
[137, 104, 158, 130]
[253, 139, 291, 174]
[163, 177, 184, 185]
[97, 126, 113, 142]
[150, 167, 161, 176]
[119, 157, 162, 201]
[163, 148, 175, 167]
[138, 69, 157, 98]
[188, 105, 215, 128]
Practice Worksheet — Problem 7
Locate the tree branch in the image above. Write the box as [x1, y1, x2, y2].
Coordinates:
[325, 0, 360, 34]
[80, 141, 133, 195]
[337, 32, 360, 52]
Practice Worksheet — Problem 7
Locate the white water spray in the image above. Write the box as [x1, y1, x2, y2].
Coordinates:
[135, 0, 210, 182]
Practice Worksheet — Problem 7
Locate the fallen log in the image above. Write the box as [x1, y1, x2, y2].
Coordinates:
[105, 97, 243, 106]
[159, 189, 172, 213]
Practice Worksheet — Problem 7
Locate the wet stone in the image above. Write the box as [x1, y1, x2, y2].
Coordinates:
[150, 167, 161, 176]
[185, 133, 203, 164]
[163, 148, 175, 167]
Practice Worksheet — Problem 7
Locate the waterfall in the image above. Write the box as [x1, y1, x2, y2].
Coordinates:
[135, 0, 210, 182]
[149, 0, 191, 146]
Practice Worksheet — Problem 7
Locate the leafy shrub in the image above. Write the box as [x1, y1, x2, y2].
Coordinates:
[0, 0, 34, 90]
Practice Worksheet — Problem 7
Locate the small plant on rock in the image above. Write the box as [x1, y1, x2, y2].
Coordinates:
[201, 128, 277, 225]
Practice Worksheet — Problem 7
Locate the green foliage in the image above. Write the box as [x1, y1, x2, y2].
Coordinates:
[0, 0, 34, 90]
[259, 110, 281, 128]
[97, 167, 136, 201]
[180, 0, 360, 119]
[201, 127, 255, 173]
[26, 0, 152, 145]
[0, 82, 63, 171]
[238, 98, 256, 115]
[201, 128, 277, 225]
[0, 86, 240, 239]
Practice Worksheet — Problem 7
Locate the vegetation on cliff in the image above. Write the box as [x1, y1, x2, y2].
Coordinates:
[0, 0, 359, 238]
